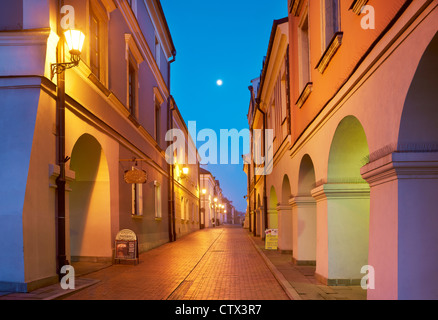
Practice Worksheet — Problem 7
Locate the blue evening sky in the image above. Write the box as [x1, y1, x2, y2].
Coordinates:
[161, 0, 288, 212]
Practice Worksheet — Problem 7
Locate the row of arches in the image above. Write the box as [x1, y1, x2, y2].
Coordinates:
[264, 116, 370, 283]
[254, 30, 438, 298]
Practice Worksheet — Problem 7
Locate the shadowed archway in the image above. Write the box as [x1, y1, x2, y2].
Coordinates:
[313, 116, 370, 284]
[268, 186, 278, 229]
[69, 134, 112, 262]
[292, 154, 317, 265]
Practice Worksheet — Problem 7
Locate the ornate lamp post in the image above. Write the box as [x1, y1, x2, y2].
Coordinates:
[53, 28, 85, 277]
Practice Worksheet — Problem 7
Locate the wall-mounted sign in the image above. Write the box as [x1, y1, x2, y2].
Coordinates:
[124, 168, 148, 184]
[265, 229, 279, 250]
[115, 229, 139, 265]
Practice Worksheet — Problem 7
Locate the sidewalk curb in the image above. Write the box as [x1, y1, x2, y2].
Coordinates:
[0, 278, 100, 300]
[247, 233, 302, 301]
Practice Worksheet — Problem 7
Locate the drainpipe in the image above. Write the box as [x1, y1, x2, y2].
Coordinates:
[249, 86, 257, 237]
[198, 160, 202, 229]
[167, 51, 176, 242]
[56, 0, 69, 278]
[256, 98, 268, 240]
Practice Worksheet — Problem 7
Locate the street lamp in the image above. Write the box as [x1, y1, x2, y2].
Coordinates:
[51, 29, 85, 79]
[53, 28, 85, 278]
[180, 166, 189, 180]
[201, 188, 207, 229]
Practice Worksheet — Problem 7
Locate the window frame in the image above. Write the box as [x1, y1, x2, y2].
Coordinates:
[125, 34, 144, 118]
[128, 58, 137, 116]
[132, 182, 143, 216]
[87, 0, 109, 85]
[298, 6, 311, 94]
[154, 181, 162, 219]
[321, 0, 341, 52]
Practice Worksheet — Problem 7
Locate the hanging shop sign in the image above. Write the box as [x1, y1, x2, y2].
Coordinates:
[265, 229, 279, 250]
[124, 168, 148, 184]
[115, 229, 139, 265]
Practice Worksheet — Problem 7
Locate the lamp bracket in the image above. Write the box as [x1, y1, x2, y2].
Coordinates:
[51, 55, 81, 80]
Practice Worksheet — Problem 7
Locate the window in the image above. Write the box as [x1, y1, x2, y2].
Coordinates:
[181, 197, 185, 220]
[128, 60, 137, 116]
[132, 182, 143, 216]
[155, 35, 161, 68]
[153, 87, 164, 144]
[89, 8, 100, 77]
[281, 71, 288, 123]
[155, 99, 161, 142]
[125, 34, 143, 117]
[154, 181, 162, 219]
[322, 0, 340, 51]
[298, 9, 311, 93]
[88, 1, 108, 84]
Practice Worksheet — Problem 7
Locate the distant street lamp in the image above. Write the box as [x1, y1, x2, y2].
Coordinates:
[53, 28, 85, 278]
[180, 166, 189, 180]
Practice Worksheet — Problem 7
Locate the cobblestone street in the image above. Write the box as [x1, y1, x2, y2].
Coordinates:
[63, 226, 290, 300]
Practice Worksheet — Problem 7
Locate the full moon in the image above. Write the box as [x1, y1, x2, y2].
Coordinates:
[216, 79, 223, 86]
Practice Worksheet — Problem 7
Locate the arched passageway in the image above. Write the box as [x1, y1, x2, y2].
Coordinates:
[268, 186, 278, 229]
[291, 155, 317, 265]
[312, 116, 370, 285]
[69, 134, 112, 262]
[277, 175, 293, 253]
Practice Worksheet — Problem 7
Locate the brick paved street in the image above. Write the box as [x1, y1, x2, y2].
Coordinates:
[63, 226, 290, 300]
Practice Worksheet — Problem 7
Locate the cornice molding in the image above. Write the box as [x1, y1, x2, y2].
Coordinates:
[361, 152, 438, 187]
[311, 183, 370, 202]
[276, 205, 292, 211]
[0, 28, 51, 45]
[289, 196, 315, 207]
[125, 34, 144, 66]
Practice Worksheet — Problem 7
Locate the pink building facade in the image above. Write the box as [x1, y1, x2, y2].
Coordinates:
[247, 0, 438, 299]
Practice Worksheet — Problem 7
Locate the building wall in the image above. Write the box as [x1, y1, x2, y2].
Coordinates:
[248, 0, 438, 299]
[0, 0, 180, 292]
[288, 0, 410, 144]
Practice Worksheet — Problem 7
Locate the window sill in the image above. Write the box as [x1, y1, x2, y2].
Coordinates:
[155, 217, 162, 222]
[88, 72, 111, 97]
[128, 114, 141, 128]
[349, 0, 369, 15]
[289, 0, 304, 16]
[296, 82, 313, 109]
[132, 214, 143, 219]
[316, 32, 343, 74]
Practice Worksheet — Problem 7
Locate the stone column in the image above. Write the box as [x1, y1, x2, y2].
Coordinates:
[361, 151, 438, 300]
[256, 206, 264, 237]
[276, 204, 293, 254]
[289, 196, 316, 265]
[311, 183, 370, 286]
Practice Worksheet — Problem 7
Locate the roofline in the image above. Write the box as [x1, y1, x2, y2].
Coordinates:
[257, 17, 288, 102]
[156, 0, 176, 55]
